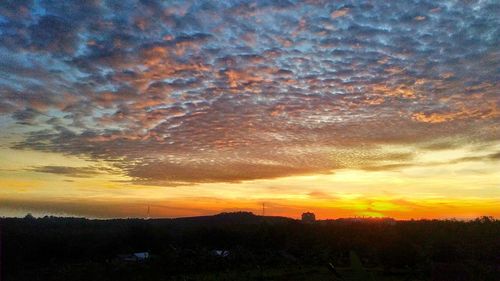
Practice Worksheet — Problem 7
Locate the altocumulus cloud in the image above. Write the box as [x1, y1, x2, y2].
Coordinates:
[1, 0, 499, 185]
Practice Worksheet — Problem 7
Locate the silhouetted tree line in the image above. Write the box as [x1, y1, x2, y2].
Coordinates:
[1, 212, 498, 281]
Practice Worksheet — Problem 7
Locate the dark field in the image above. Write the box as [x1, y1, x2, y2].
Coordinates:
[1, 213, 499, 281]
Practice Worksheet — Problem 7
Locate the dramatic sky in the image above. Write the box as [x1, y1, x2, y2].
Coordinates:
[1, 0, 499, 219]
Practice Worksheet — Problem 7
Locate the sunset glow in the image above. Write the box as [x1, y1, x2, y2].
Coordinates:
[1, 0, 499, 219]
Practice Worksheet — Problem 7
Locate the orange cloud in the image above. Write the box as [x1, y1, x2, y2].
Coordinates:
[330, 8, 350, 19]
[412, 102, 500, 123]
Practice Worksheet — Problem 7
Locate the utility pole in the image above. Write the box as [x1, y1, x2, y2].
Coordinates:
[262, 202, 265, 217]
[0, 220, 2, 281]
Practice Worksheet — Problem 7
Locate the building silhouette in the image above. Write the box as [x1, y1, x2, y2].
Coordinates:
[301, 212, 316, 223]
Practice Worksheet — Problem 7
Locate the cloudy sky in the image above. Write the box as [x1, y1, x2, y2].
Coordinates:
[1, 0, 499, 219]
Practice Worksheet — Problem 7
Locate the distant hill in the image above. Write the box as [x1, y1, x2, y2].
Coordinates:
[151, 211, 295, 227]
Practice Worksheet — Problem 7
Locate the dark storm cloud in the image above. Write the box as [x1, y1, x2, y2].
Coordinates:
[1, 0, 499, 185]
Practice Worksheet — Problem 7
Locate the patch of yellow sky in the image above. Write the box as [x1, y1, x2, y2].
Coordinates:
[1, 142, 499, 219]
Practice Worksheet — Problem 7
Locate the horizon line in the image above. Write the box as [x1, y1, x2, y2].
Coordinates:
[3, 212, 497, 222]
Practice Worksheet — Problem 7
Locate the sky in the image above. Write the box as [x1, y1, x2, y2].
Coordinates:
[0, 0, 499, 219]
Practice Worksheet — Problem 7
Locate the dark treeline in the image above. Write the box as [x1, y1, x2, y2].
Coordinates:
[1, 212, 499, 281]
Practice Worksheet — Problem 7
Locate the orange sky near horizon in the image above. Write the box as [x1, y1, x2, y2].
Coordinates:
[1, 145, 499, 219]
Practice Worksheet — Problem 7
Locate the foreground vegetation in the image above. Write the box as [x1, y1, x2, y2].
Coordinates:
[1, 213, 499, 280]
